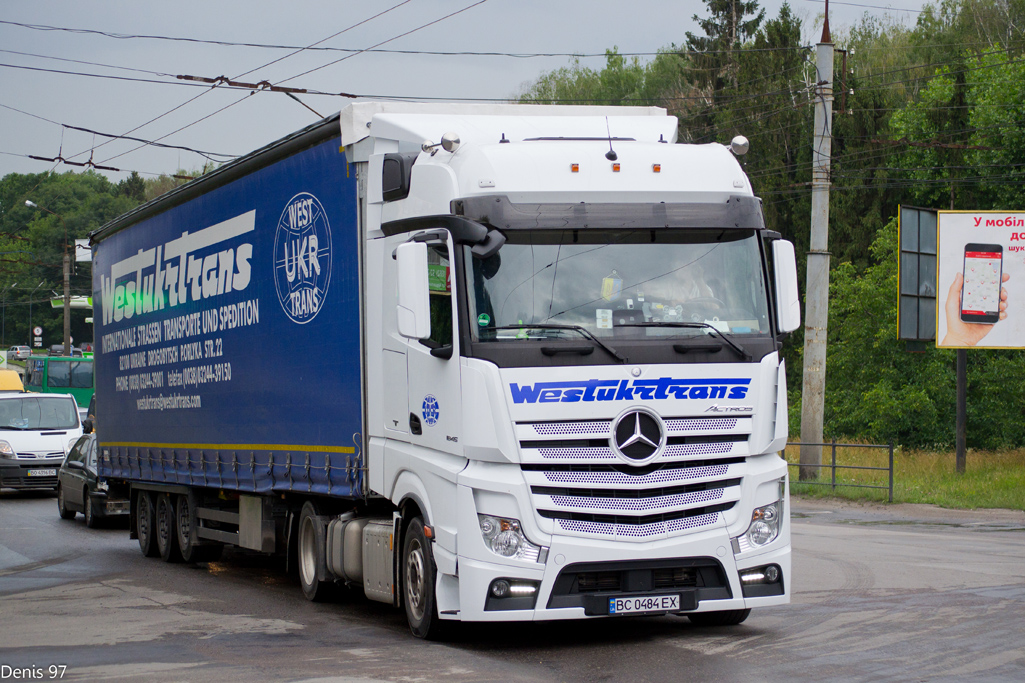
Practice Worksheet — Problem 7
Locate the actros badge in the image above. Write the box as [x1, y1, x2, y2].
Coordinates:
[274, 192, 332, 324]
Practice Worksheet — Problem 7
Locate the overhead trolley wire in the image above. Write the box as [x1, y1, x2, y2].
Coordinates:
[0, 18, 812, 58]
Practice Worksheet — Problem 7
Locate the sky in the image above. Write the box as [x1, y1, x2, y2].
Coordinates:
[0, 0, 931, 184]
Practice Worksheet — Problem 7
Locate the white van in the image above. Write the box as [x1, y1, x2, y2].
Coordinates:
[0, 393, 83, 490]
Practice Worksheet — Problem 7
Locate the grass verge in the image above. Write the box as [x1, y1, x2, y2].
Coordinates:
[783, 442, 1025, 510]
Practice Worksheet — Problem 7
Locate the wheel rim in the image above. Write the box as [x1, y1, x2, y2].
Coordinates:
[405, 537, 427, 621]
[299, 516, 318, 589]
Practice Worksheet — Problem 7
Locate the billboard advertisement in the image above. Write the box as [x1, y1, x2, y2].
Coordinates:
[937, 211, 1023, 348]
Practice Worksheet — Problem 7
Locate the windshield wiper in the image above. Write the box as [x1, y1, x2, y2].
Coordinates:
[0, 425, 27, 431]
[486, 324, 627, 363]
[614, 322, 752, 361]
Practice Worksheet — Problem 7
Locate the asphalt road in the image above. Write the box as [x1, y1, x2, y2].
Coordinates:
[1, 490, 1024, 683]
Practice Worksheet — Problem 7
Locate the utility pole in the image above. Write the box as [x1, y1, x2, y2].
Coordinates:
[63, 246, 71, 355]
[25, 200, 72, 355]
[799, 8, 835, 480]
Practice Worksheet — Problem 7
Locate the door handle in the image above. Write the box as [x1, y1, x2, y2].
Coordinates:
[409, 413, 422, 435]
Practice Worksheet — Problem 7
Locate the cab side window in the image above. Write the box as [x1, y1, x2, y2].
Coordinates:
[426, 244, 453, 349]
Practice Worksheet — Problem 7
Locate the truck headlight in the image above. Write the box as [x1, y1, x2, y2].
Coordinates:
[733, 500, 783, 553]
[478, 515, 542, 562]
[0, 440, 14, 457]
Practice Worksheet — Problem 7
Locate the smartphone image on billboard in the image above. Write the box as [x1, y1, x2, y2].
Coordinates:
[960, 243, 1003, 324]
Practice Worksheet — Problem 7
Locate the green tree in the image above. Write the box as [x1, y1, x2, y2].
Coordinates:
[685, 0, 766, 91]
[0, 170, 140, 347]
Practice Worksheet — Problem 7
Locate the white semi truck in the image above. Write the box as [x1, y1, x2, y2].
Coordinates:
[93, 102, 799, 638]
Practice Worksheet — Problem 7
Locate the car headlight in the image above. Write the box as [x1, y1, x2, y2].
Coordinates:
[478, 514, 543, 562]
[68, 438, 78, 454]
[96, 479, 108, 492]
[0, 440, 14, 457]
[733, 500, 783, 553]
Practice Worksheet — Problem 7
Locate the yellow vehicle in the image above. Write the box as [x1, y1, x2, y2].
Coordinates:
[0, 369, 24, 392]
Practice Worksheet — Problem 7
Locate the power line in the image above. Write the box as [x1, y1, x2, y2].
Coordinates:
[275, 0, 493, 86]
[800, 0, 924, 13]
[0, 102, 237, 161]
[0, 19, 812, 58]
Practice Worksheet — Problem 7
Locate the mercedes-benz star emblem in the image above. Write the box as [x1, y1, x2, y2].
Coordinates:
[612, 409, 665, 462]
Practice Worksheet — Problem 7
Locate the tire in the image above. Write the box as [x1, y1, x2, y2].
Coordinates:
[155, 493, 183, 562]
[402, 517, 446, 640]
[687, 609, 752, 627]
[297, 501, 335, 602]
[57, 484, 75, 520]
[136, 491, 160, 557]
[84, 492, 100, 528]
[175, 495, 223, 563]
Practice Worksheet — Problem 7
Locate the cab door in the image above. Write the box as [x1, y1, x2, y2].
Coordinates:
[402, 234, 463, 456]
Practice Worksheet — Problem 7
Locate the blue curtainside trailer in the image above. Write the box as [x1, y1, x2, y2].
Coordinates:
[95, 116, 364, 499]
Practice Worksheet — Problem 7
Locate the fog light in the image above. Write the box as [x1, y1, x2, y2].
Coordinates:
[486, 579, 540, 611]
[740, 565, 781, 584]
[488, 578, 537, 599]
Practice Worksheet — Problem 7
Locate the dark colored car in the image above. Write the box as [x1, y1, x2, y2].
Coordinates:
[57, 433, 129, 527]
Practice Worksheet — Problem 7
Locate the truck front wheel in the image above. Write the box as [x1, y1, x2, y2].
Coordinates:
[402, 517, 445, 640]
[136, 491, 159, 557]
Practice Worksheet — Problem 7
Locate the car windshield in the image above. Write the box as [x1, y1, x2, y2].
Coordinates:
[0, 396, 80, 430]
[466, 229, 770, 342]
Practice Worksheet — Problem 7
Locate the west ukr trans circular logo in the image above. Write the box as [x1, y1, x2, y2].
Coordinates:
[274, 192, 332, 324]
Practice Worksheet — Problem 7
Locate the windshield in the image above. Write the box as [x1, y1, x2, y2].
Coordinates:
[466, 229, 770, 342]
[0, 396, 80, 430]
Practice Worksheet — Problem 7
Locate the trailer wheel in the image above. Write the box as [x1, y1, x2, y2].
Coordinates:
[174, 495, 222, 563]
[686, 609, 751, 627]
[57, 484, 75, 520]
[298, 501, 334, 602]
[136, 491, 159, 557]
[402, 517, 446, 640]
[155, 493, 183, 562]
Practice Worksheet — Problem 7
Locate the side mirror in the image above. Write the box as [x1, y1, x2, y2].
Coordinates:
[396, 241, 431, 340]
[67, 460, 85, 471]
[772, 240, 801, 334]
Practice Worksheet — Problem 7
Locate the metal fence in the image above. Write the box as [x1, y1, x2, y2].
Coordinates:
[786, 440, 894, 503]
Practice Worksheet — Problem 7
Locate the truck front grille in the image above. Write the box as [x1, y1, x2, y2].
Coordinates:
[518, 416, 750, 541]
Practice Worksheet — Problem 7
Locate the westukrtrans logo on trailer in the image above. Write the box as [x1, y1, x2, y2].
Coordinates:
[274, 192, 332, 324]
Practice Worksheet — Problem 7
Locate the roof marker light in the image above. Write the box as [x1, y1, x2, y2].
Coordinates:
[612, 163, 621, 172]
[571, 163, 579, 173]
[652, 164, 661, 173]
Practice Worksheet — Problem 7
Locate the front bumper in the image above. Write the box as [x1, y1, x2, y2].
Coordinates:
[446, 525, 790, 622]
[0, 460, 60, 489]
